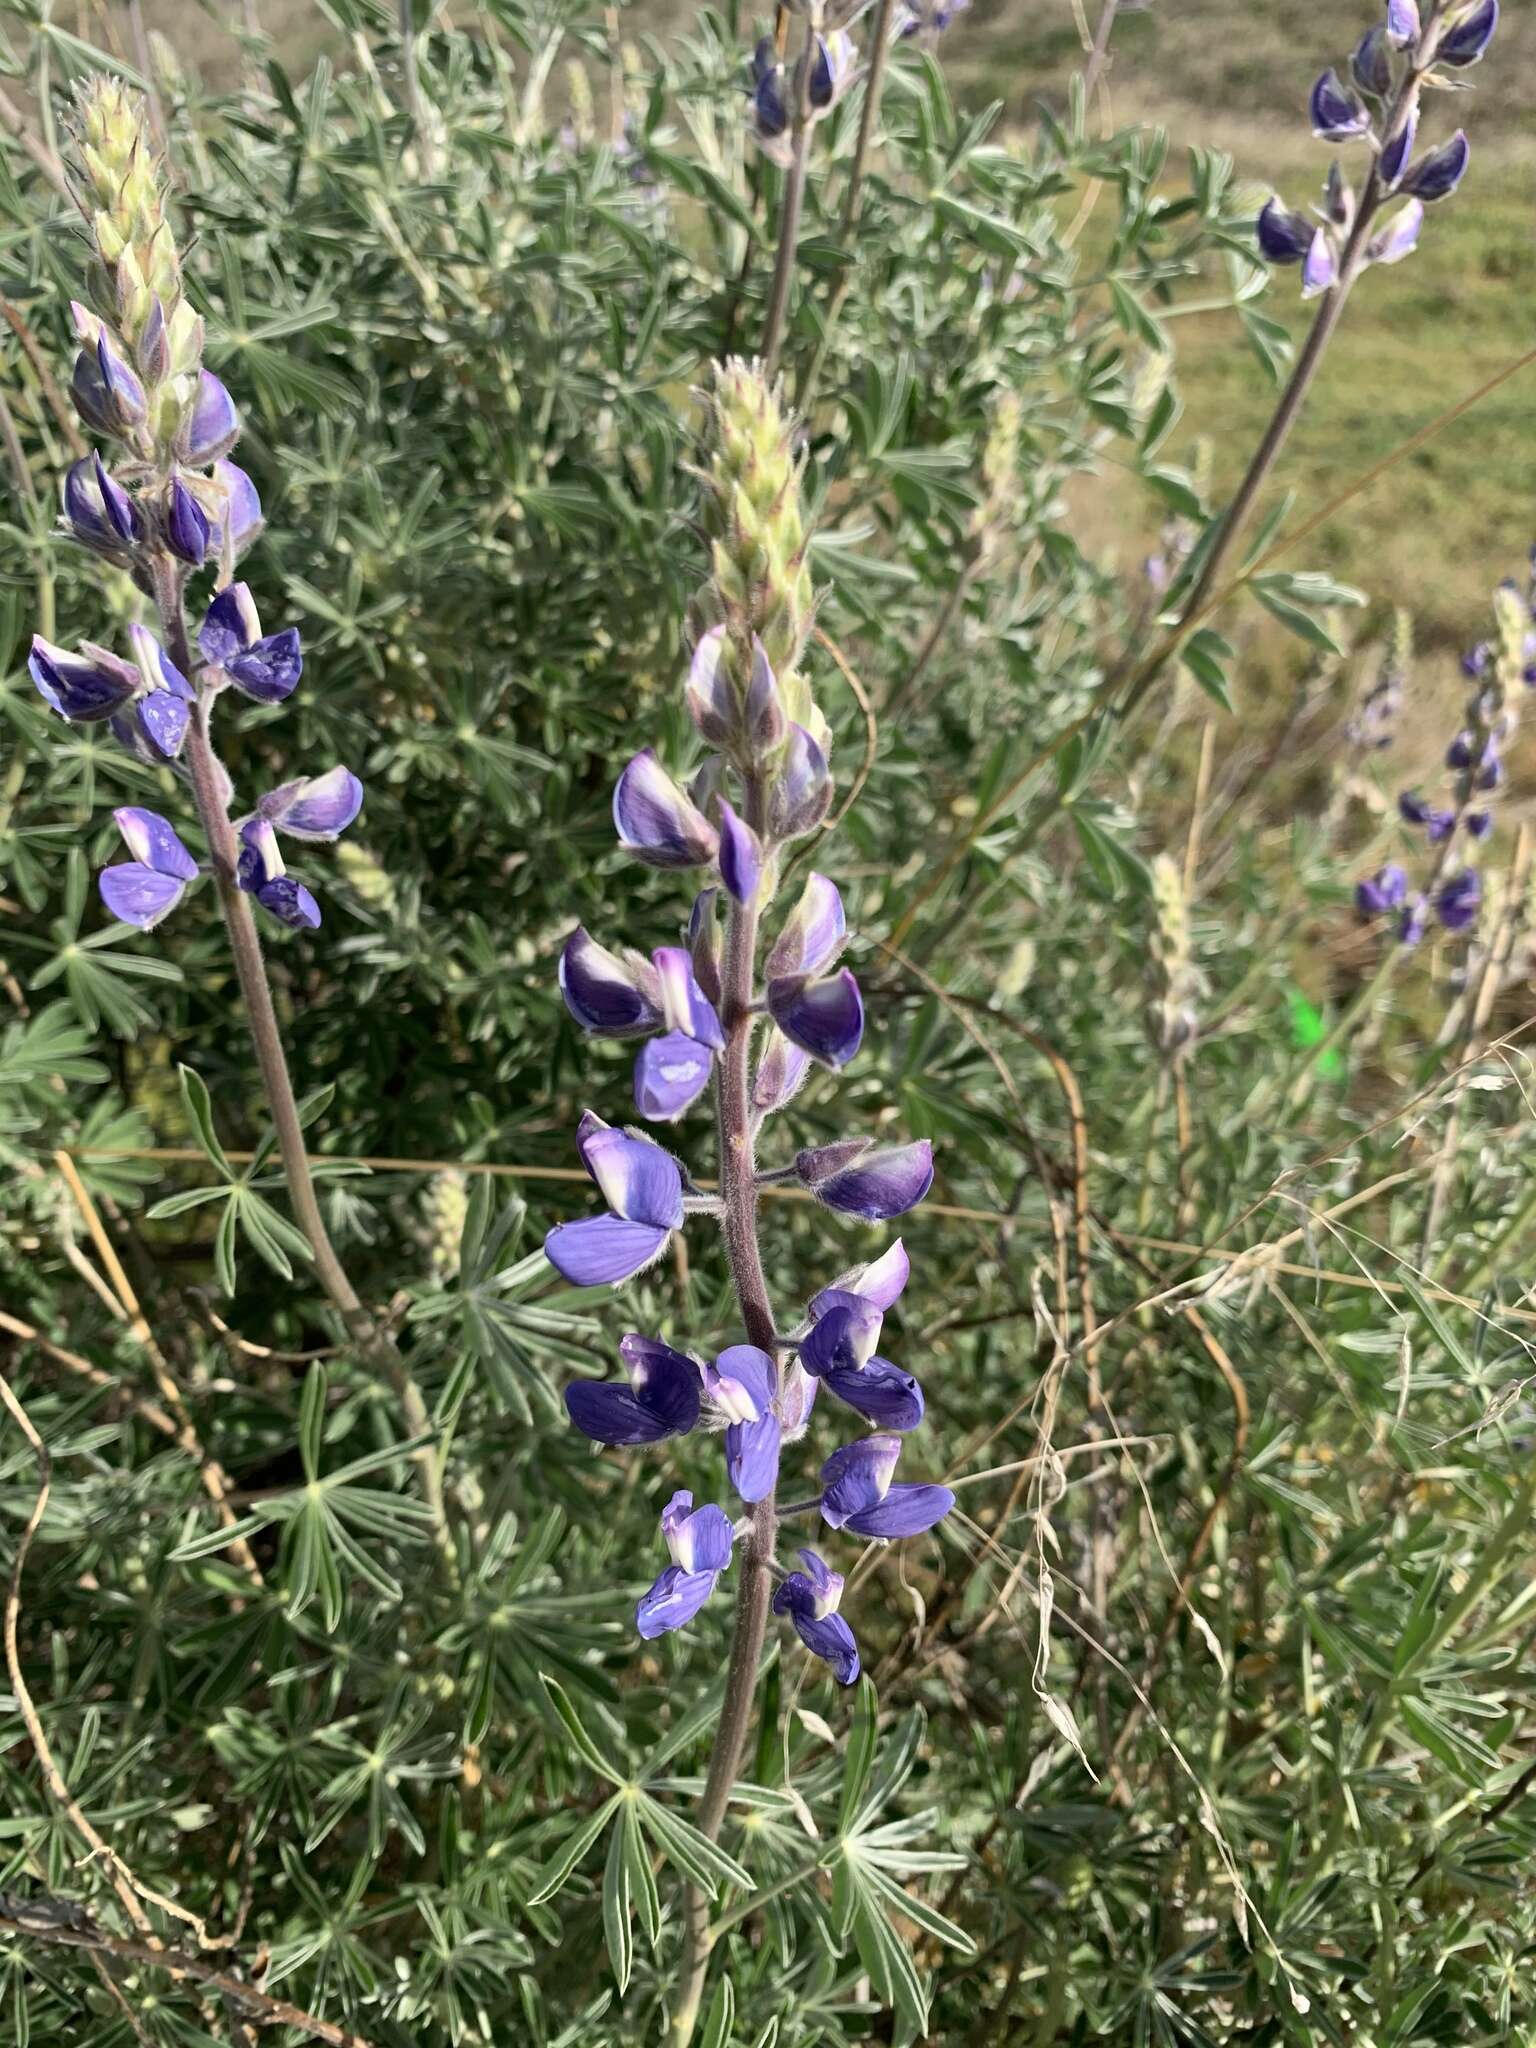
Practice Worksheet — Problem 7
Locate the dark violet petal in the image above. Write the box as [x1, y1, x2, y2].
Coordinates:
[1308, 67, 1370, 142]
[99, 863, 186, 930]
[560, 927, 662, 1038]
[114, 806, 198, 880]
[28, 637, 135, 722]
[754, 64, 789, 140]
[200, 584, 262, 666]
[717, 798, 762, 906]
[582, 1127, 685, 1229]
[636, 1565, 720, 1638]
[1435, 870, 1482, 932]
[1387, 0, 1420, 48]
[845, 1482, 955, 1540]
[544, 1214, 671, 1286]
[1438, 0, 1497, 66]
[96, 334, 147, 426]
[1379, 106, 1417, 188]
[263, 766, 365, 841]
[800, 1301, 882, 1378]
[613, 749, 719, 868]
[806, 1139, 935, 1221]
[214, 460, 264, 559]
[1367, 199, 1424, 267]
[688, 887, 723, 1006]
[726, 1411, 781, 1503]
[767, 872, 846, 979]
[256, 877, 322, 929]
[767, 968, 864, 1068]
[1400, 130, 1469, 203]
[229, 628, 303, 704]
[564, 1380, 677, 1444]
[1301, 230, 1339, 300]
[164, 479, 211, 566]
[93, 455, 140, 543]
[619, 1332, 702, 1433]
[634, 1032, 714, 1122]
[238, 818, 284, 894]
[1256, 198, 1312, 264]
[1351, 24, 1392, 95]
[787, 1606, 859, 1684]
[819, 1433, 901, 1528]
[824, 1357, 925, 1431]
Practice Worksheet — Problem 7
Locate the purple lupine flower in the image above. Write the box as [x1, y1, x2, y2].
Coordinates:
[807, 30, 857, 114]
[70, 323, 148, 434]
[122, 622, 194, 759]
[236, 818, 322, 929]
[1386, 0, 1421, 48]
[767, 873, 846, 979]
[1399, 894, 1429, 946]
[214, 461, 264, 561]
[1355, 864, 1409, 918]
[684, 627, 736, 747]
[717, 799, 762, 906]
[565, 1333, 702, 1444]
[1437, 0, 1498, 67]
[635, 1490, 735, 1638]
[613, 750, 719, 868]
[768, 725, 833, 840]
[199, 584, 303, 703]
[62, 455, 141, 554]
[810, 1238, 912, 1317]
[1426, 807, 1457, 844]
[702, 1344, 781, 1502]
[772, 1549, 859, 1684]
[1309, 69, 1371, 142]
[544, 1112, 685, 1286]
[1436, 870, 1482, 932]
[1466, 810, 1493, 840]
[796, 1138, 935, 1220]
[749, 39, 794, 168]
[1400, 131, 1470, 203]
[753, 1029, 813, 1113]
[819, 1434, 954, 1538]
[1461, 643, 1491, 680]
[1399, 790, 1431, 825]
[766, 967, 864, 1068]
[560, 928, 663, 1037]
[1301, 231, 1339, 300]
[1351, 25, 1392, 97]
[180, 371, 242, 465]
[99, 807, 198, 929]
[800, 1294, 923, 1429]
[257, 766, 365, 840]
[163, 479, 211, 567]
[1366, 200, 1424, 268]
[28, 636, 136, 722]
[1379, 107, 1417, 188]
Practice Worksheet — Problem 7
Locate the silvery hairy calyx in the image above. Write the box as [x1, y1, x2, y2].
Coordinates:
[28, 79, 448, 1538]
[548, 360, 950, 2033]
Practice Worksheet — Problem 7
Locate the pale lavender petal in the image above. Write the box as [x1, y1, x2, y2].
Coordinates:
[99, 863, 186, 929]
[634, 1032, 714, 1122]
[672, 1502, 734, 1576]
[1301, 230, 1339, 300]
[182, 370, 241, 464]
[613, 749, 719, 868]
[256, 878, 321, 930]
[135, 691, 190, 759]
[262, 767, 364, 841]
[114, 806, 197, 879]
[797, 1547, 844, 1616]
[652, 947, 725, 1050]
[544, 1214, 671, 1286]
[1367, 199, 1423, 267]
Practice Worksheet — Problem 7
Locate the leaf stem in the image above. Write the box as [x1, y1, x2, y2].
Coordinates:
[761, 17, 819, 378]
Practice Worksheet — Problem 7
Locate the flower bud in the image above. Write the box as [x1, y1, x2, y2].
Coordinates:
[613, 750, 719, 868]
[164, 479, 211, 565]
[181, 370, 242, 465]
[795, 1138, 935, 1220]
[768, 724, 832, 839]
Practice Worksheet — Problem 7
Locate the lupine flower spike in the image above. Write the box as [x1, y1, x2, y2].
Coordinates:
[29, 80, 365, 938]
[1259, 3, 1497, 297]
[547, 363, 948, 1688]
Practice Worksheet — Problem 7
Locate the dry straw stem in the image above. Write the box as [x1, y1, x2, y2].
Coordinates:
[0, 1895, 380, 2048]
[52, 1150, 262, 1588]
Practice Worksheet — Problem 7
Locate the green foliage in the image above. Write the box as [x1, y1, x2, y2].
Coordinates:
[1, 4, 1534, 2046]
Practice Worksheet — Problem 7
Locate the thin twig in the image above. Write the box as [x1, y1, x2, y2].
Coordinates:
[760, 14, 818, 377]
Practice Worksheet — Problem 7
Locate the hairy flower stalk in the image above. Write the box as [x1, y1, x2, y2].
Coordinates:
[34, 80, 453, 1564]
[548, 363, 945, 2038]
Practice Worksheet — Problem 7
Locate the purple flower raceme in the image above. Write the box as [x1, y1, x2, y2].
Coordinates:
[1355, 864, 1408, 918]
[544, 363, 947, 1689]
